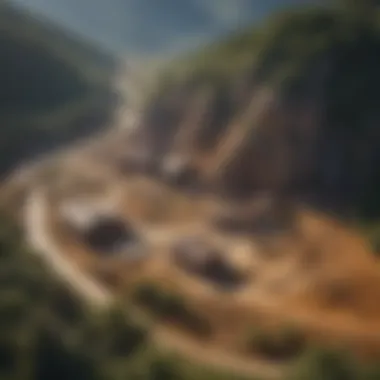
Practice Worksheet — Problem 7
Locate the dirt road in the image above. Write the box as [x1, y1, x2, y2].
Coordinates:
[23, 188, 284, 380]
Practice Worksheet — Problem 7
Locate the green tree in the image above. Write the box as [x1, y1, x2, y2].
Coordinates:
[337, 0, 380, 29]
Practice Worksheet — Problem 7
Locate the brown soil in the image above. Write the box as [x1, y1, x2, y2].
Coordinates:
[4, 138, 380, 377]
[43, 168, 380, 363]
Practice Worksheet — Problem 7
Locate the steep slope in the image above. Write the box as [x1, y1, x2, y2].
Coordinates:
[0, 2, 119, 176]
[136, 2, 380, 218]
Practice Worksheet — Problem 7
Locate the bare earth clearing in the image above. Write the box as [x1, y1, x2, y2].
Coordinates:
[3, 133, 380, 379]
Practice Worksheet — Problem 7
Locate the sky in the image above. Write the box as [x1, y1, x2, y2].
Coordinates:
[10, 0, 319, 58]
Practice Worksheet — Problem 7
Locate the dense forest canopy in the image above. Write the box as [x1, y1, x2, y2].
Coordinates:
[0, 2, 119, 176]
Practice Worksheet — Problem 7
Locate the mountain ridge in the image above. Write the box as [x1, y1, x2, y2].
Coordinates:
[133, 2, 380, 220]
[11, 0, 320, 57]
[0, 1, 120, 176]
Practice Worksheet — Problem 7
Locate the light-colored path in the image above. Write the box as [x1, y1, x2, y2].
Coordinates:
[24, 189, 111, 307]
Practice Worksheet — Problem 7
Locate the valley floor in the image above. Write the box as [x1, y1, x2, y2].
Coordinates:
[4, 130, 380, 378]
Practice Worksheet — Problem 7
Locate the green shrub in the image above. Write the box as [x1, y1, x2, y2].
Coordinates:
[359, 365, 380, 380]
[245, 324, 306, 360]
[131, 282, 212, 338]
[103, 308, 147, 358]
[132, 282, 186, 318]
[289, 346, 359, 380]
[149, 355, 179, 380]
[132, 282, 172, 316]
[369, 232, 380, 256]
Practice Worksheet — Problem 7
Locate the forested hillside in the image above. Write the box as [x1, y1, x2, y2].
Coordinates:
[0, 1, 119, 176]
[138, 0, 380, 220]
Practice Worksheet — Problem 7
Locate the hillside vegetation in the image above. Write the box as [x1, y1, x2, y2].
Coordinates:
[140, 0, 380, 220]
[0, 1, 119, 176]
[0, 212, 256, 380]
[3, 1, 380, 379]
[1, 203, 380, 379]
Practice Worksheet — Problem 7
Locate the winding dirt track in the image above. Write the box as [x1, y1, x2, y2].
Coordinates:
[23, 188, 285, 380]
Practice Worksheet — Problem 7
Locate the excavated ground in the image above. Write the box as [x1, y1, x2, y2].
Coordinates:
[34, 147, 380, 361]
[3, 132, 380, 374]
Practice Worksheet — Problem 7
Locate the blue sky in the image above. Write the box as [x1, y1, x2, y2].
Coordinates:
[11, 0, 320, 58]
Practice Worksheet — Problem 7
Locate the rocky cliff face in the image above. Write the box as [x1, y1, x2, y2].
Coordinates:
[133, 5, 380, 217]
